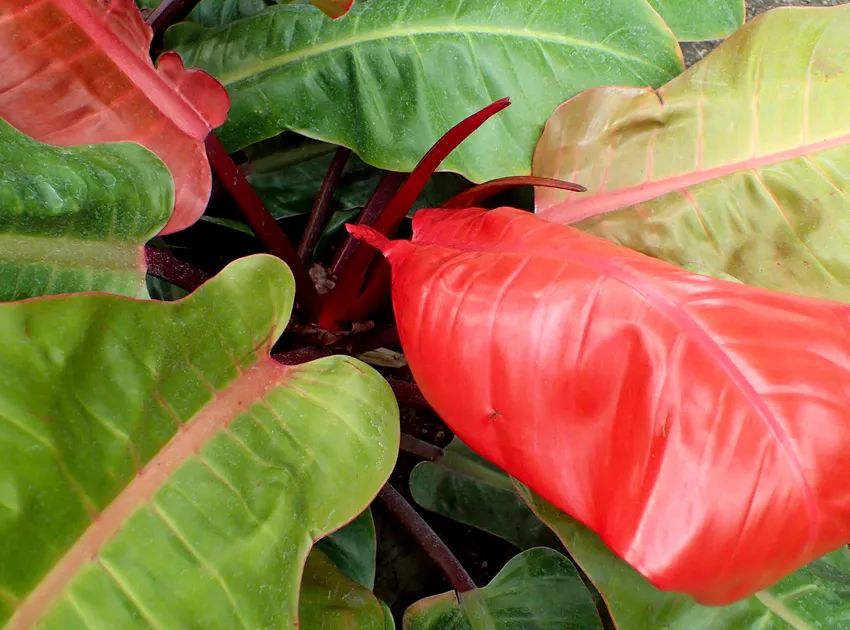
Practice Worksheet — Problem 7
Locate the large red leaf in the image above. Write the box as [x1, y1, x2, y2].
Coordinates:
[350, 206, 850, 606]
[0, 0, 230, 235]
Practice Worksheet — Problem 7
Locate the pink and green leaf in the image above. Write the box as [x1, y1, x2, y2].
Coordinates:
[0, 117, 173, 301]
[534, 5, 850, 302]
[0, 0, 230, 235]
[0, 255, 399, 628]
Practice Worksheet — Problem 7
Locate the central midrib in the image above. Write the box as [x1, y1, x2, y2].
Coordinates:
[7, 358, 288, 630]
[423, 227, 819, 539]
[217, 24, 677, 87]
[0, 233, 142, 273]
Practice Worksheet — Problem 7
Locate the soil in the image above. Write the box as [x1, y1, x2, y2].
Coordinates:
[682, 0, 850, 66]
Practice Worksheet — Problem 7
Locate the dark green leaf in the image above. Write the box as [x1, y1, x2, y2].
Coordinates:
[300, 549, 394, 629]
[403, 548, 603, 630]
[0, 118, 172, 300]
[316, 508, 377, 590]
[164, 0, 683, 182]
[409, 439, 560, 551]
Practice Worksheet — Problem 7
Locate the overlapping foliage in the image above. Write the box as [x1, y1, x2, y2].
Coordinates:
[6, 0, 850, 627]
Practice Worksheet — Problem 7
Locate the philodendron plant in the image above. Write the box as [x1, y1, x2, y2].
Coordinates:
[3, 0, 850, 628]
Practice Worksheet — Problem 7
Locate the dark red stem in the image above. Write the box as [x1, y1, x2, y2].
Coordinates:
[330, 171, 406, 278]
[320, 98, 511, 330]
[378, 484, 476, 593]
[205, 133, 321, 321]
[144, 245, 209, 291]
[146, 0, 203, 40]
[297, 147, 351, 263]
[441, 176, 586, 209]
[400, 434, 444, 462]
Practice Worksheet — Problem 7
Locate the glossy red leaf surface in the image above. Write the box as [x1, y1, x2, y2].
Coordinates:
[311, 0, 355, 19]
[350, 206, 850, 605]
[0, 0, 230, 234]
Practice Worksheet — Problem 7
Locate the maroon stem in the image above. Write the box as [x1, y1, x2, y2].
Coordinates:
[330, 171, 406, 278]
[205, 133, 321, 321]
[297, 147, 351, 263]
[378, 484, 476, 593]
[400, 434, 444, 462]
[146, 0, 203, 40]
[144, 245, 209, 291]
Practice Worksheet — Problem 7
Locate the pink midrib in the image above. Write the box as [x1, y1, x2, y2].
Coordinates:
[422, 232, 820, 542]
[537, 131, 850, 224]
[59, 0, 209, 139]
[7, 357, 288, 630]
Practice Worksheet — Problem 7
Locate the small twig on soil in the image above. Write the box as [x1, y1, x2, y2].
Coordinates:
[400, 434, 444, 462]
[205, 133, 321, 321]
[378, 484, 476, 593]
[144, 245, 209, 292]
[385, 378, 430, 409]
[338, 325, 400, 355]
[146, 0, 203, 43]
[330, 171, 406, 278]
[297, 147, 351, 263]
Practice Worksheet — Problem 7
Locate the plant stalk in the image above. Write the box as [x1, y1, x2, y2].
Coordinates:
[144, 245, 209, 291]
[297, 147, 351, 263]
[400, 434, 444, 462]
[205, 133, 321, 321]
[378, 484, 476, 593]
[330, 171, 406, 278]
[146, 0, 203, 41]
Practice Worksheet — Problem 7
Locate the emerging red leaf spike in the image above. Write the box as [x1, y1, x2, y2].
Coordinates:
[353, 205, 850, 605]
[0, 0, 231, 235]
[320, 98, 511, 330]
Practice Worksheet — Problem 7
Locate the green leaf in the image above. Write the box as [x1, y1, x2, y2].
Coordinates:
[534, 6, 850, 303]
[647, 0, 744, 41]
[0, 118, 173, 301]
[316, 508, 377, 590]
[164, 0, 683, 182]
[403, 548, 603, 630]
[409, 439, 560, 551]
[250, 150, 382, 219]
[0, 254, 399, 628]
[145, 276, 190, 301]
[300, 549, 394, 630]
[519, 486, 850, 630]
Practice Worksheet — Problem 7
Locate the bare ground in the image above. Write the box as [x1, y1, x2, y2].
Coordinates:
[682, 0, 850, 65]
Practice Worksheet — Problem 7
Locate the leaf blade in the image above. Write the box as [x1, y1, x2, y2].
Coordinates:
[519, 486, 850, 630]
[164, 0, 683, 182]
[0, 118, 173, 300]
[360, 205, 850, 604]
[0, 255, 399, 628]
[0, 0, 230, 234]
[534, 6, 850, 301]
[403, 548, 602, 630]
